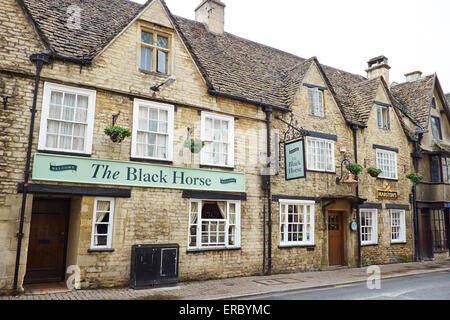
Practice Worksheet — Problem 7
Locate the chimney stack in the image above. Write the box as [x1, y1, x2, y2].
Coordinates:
[366, 56, 391, 85]
[195, 0, 225, 34]
[404, 71, 422, 82]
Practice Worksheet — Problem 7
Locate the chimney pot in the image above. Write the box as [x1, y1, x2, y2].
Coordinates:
[195, 0, 225, 34]
[404, 71, 422, 82]
[366, 55, 391, 85]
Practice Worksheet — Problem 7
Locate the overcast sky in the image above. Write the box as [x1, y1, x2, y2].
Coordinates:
[133, 0, 450, 93]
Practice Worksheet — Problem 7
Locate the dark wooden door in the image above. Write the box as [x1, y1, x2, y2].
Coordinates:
[328, 211, 344, 266]
[24, 199, 70, 284]
[418, 209, 433, 260]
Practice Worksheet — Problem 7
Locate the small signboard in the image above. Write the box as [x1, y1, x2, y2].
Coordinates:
[284, 139, 306, 180]
[376, 184, 398, 200]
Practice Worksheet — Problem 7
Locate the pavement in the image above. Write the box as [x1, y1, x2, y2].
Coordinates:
[1, 259, 450, 300]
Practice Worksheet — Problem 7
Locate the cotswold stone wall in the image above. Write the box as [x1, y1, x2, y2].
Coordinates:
[357, 84, 415, 265]
[0, 0, 268, 293]
[270, 63, 357, 274]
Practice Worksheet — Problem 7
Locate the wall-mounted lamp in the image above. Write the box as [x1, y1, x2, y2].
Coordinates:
[150, 75, 176, 92]
[336, 153, 353, 185]
[1, 95, 11, 110]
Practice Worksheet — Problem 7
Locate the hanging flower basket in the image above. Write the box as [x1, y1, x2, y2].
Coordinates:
[184, 139, 205, 153]
[367, 167, 382, 178]
[104, 126, 131, 143]
[345, 163, 363, 177]
[406, 173, 424, 184]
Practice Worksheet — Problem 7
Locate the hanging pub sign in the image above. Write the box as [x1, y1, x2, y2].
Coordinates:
[284, 139, 306, 180]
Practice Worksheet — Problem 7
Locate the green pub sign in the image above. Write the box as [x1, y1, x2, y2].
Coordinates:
[32, 153, 246, 193]
[284, 139, 306, 180]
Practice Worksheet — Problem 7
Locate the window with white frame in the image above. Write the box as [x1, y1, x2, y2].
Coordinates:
[201, 112, 234, 167]
[188, 200, 240, 250]
[132, 99, 174, 161]
[390, 209, 406, 243]
[38, 82, 96, 154]
[376, 105, 390, 130]
[91, 198, 115, 249]
[306, 137, 335, 172]
[308, 87, 324, 117]
[376, 149, 398, 179]
[360, 209, 378, 245]
[279, 200, 315, 246]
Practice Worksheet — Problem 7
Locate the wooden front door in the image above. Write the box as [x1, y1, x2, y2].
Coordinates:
[418, 209, 433, 260]
[328, 211, 344, 266]
[24, 199, 70, 284]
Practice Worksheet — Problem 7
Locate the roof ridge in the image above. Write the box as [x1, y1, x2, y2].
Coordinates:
[173, 15, 308, 63]
[391, 74, 435, 88]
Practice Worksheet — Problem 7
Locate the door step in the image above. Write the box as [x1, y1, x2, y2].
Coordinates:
[24, 282, 70, 295]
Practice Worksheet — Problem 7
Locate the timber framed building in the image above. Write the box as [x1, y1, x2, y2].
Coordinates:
[0, 0, 448, 294]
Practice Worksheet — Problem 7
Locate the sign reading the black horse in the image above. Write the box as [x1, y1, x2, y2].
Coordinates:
[284, 139, 306, 180]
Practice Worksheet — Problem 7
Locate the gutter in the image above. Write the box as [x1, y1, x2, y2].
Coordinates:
[207, 89, 291, 113]
[12, 53, 52, 296]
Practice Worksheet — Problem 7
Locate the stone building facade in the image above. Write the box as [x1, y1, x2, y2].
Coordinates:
[0, 0, 446, 295]
[392, 73, 450, 262]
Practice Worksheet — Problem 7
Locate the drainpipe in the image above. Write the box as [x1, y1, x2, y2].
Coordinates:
[352, 125, 362, 268]
[263, 106, 273, 275]
[12, 53, 51, 296]
[411, 133, 423, 261]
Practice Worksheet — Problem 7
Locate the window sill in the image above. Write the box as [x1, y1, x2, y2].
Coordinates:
[361, 243, 378, 247]
[139, 68, 170, 77]
[186, 247, 241, 253]
[200, 164, 235, 171]
[88, 248, 115, 253]
[308, 114, 325, 118]
[377, 177, 399, 182]
[130, 157, 173, 165]
[278, 244, 315, 249]
[38, 149, 92, 158]
[306, 169, 336, 174]
[390, 241, 407, 245]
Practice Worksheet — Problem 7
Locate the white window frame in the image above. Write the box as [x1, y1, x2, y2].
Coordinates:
[376, 105, 390, 130]
[390, 209, 406, 244]
[306, 137, 335, 173]
[376, 149, 398, 180]
[131, 99, 174, 161]
[279, 200, 315, 247]
[90, 197, 115, 250]
[360, 209, 378, 246]
[38, 82, 96, 155]
[188, 199, 241, 250]
[200, 112, 235, 168]
[308, 87, 324, 117]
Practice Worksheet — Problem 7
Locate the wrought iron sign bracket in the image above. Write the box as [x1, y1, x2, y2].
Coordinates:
[274, 113, 310, 144]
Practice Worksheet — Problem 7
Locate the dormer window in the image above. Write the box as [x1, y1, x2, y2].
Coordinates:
[308, 87, 324, 117]
[431, 97, 437, 109]
[377, 105, 390, 130]
[140, 29, 171, 74]
[430, 116, 443, 140]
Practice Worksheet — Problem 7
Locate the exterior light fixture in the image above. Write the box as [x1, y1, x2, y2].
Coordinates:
[336, 153, 352, 185]
[1, 94, 11, 110]
[151, 75, 176, 92]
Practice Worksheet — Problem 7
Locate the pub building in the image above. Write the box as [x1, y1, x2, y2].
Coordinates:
[0, 0, 448, 294]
